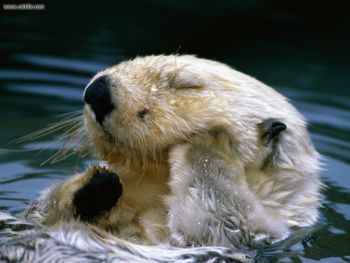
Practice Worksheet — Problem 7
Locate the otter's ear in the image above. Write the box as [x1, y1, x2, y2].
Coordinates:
[259, 119, 287, 145]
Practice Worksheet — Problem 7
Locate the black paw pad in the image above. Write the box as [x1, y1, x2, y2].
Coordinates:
[73, 171, 123, 222]
[268, 121, 287, 140]
[259, 118, 287, 144]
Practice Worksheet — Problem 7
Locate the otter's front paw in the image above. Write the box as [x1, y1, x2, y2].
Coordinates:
[72, 167, 123, 222]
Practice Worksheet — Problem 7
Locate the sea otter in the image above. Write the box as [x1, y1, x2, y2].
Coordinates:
[0, 55, 322, 262]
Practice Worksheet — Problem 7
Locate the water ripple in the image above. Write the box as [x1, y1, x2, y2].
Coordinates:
[14, 54, 110, 74]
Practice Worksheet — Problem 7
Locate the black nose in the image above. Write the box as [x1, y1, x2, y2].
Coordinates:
[84, 75, 114, 125]
[73, 171, 123, 222]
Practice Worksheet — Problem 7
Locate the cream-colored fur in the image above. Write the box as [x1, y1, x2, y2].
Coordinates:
[23, 55, 322, 250]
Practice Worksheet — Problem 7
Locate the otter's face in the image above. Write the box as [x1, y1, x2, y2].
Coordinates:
[83, 56, 229, 163]
[82, 55, 292, 169]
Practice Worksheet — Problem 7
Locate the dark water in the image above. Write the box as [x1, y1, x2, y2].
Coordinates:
[1, 1, 350, 262]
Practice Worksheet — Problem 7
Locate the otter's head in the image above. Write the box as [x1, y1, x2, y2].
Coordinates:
[83, 55, 237, 167]
[80, 55, 306, 172]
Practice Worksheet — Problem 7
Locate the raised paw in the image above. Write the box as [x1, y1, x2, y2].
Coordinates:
[72, 167, 123, 222]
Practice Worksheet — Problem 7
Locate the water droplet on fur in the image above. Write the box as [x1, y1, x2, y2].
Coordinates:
[170, 99, 176, 105]
[151, 86, 158, 92]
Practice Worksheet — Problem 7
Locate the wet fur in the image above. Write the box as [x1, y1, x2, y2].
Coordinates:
[0, 55, 322, 262]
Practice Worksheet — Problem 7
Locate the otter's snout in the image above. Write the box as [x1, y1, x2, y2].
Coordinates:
[73, 171, 123, 222]
[84, 75, 114, 125]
